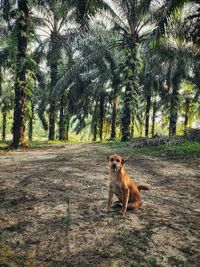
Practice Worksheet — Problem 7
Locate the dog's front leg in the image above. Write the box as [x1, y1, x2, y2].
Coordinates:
[120, 188, 129, 216]
[106, 186, 113, 212]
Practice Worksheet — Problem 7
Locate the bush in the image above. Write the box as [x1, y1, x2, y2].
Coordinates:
[129, 136, 185, 148]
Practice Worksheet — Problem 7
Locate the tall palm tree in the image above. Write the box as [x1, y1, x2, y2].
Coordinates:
[101, 0, 154, 141]
[35, 0, 78, 140]
[53, 23, 119, 141]
[12, 0, 30, 147]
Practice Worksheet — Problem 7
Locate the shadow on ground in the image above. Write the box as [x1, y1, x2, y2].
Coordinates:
[0, 144, 200, 266]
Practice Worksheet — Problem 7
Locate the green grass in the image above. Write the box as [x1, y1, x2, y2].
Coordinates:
[107, 141, 200, 158]
[168, 256, 184, 266]
[0, 140, 11, 148]
[0, 139, 69, 150]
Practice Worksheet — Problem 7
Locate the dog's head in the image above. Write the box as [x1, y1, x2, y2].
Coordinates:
[107, 154, 125, 173]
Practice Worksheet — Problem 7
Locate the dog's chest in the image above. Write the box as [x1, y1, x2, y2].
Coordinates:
[110, 180, 123, 200]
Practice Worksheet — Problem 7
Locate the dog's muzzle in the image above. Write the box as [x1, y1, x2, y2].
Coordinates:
[111, 163, 117, 172]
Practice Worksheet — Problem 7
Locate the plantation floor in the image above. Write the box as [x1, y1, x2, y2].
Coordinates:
[0, 143, 200, 267]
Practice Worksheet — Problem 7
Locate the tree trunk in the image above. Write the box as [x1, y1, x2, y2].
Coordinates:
[151, 101, 156, 137]
[110, 94, 117, 140]
[93, 121, 97, 141]
[48, 63, 57, 141]
[139, 114, 144, 137]
[12, 0, 29, 148]
[110, 76, 119, 140]
[184, 98, 190, 134]
[29, 104, 34, 141]
[38, 100, 48, 131]
[0, 67, 3, 140]
[92, 103, 98, 141]
[0, 66, 2, 97]
[2, 111, 6, 141]
[121, 48, 138, 141]
[99, 93, 105, 141]
[48, 32, 59, 141]
[121, 84, 132, 141]
[145, 89, 151, 138]
[131, 111, 135, 138]
[66, 114, 70, 142]
[169, 80, 179, 137]
[59, 96, 66, 141]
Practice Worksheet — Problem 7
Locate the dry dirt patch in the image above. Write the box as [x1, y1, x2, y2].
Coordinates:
[0, 143, 200, 266]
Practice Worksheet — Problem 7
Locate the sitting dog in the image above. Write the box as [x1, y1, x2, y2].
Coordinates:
[106, 154, 149, 216]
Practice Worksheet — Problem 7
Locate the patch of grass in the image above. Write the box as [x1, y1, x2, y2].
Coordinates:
[168, 256, 185, 266]
[146, 257, 159, 266]
[91, 247, 110, 259]
[5, 222, 26, 233]
[0, 140, 69, 152]
[60, 214, 71, 227]
[0, 241, 24, 266]
[0, 140, 11, 149]
[117, 223, 153, 256]
[107, 141, 200, 158]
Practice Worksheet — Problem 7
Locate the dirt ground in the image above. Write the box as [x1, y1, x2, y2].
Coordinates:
[0, 143, 200, 267]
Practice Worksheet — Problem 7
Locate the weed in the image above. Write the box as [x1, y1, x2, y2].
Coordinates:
[146, 257, 158, 266]
[168, 255, 185, 266]
[91, 247, 110, 259]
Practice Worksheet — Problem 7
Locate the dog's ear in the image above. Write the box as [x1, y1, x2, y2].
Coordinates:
[107, 156, 109, 162]
[121, 158, 125, 165]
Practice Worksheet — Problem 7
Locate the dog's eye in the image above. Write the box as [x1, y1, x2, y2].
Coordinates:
[110, 158, 114, 162]
[116, 159, 120, 162]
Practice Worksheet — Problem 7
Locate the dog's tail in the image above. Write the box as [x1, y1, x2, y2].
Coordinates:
[137, 184, 150, 191]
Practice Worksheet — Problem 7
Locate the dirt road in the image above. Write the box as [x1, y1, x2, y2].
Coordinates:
[0, 143, 200, 266]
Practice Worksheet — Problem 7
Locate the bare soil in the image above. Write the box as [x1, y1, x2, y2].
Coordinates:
[0, 143, 200, 267]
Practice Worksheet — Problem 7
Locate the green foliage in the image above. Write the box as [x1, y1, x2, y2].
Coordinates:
[108, 140, 200, 158]
[168, 255, 184, 267]
[0, 0, 199, 144]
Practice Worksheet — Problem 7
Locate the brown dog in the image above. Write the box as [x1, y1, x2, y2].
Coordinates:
[106, 154, 149, 216]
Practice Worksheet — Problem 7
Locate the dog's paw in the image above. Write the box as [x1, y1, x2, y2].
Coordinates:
[119, 209, 126, 216]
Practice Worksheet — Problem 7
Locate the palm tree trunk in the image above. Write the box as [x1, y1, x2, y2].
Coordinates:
[12, 0, 29, 148]
[139, 114, 144, 137]
[66, 114, 70, 142]
[38, 100, 48, 131]
[59, 95, 66, 141]
[145, 90, 151, 138]
[29, 104, 34, 141]
[48, 62, 57, 141]
[151, 102, 156, 137]
[99, 93, 105, 141]
[110, 76, 119, 140]
[121, 48, 138, 141]
[110, 95, 117, 140]
[0, 66, 2, 97]
[49, 32, 58, 141]
[184, 98, 190, 134]
[169, 81, 179, 137]
[92, 103, 98, 141]
[121, 84, 132, 141]
[93, 121, 97, 141]
[2, 111, 6, 141]
[131, 111, 135, 138]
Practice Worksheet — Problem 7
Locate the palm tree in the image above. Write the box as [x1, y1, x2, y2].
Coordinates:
[162, 26, 194, 136]
[101, 0, 154, 141]
[35, 0, 78, 140]
[1, 0, 30, 147]
[1, 80, 14, 141]
[54, 24, 118, 141]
